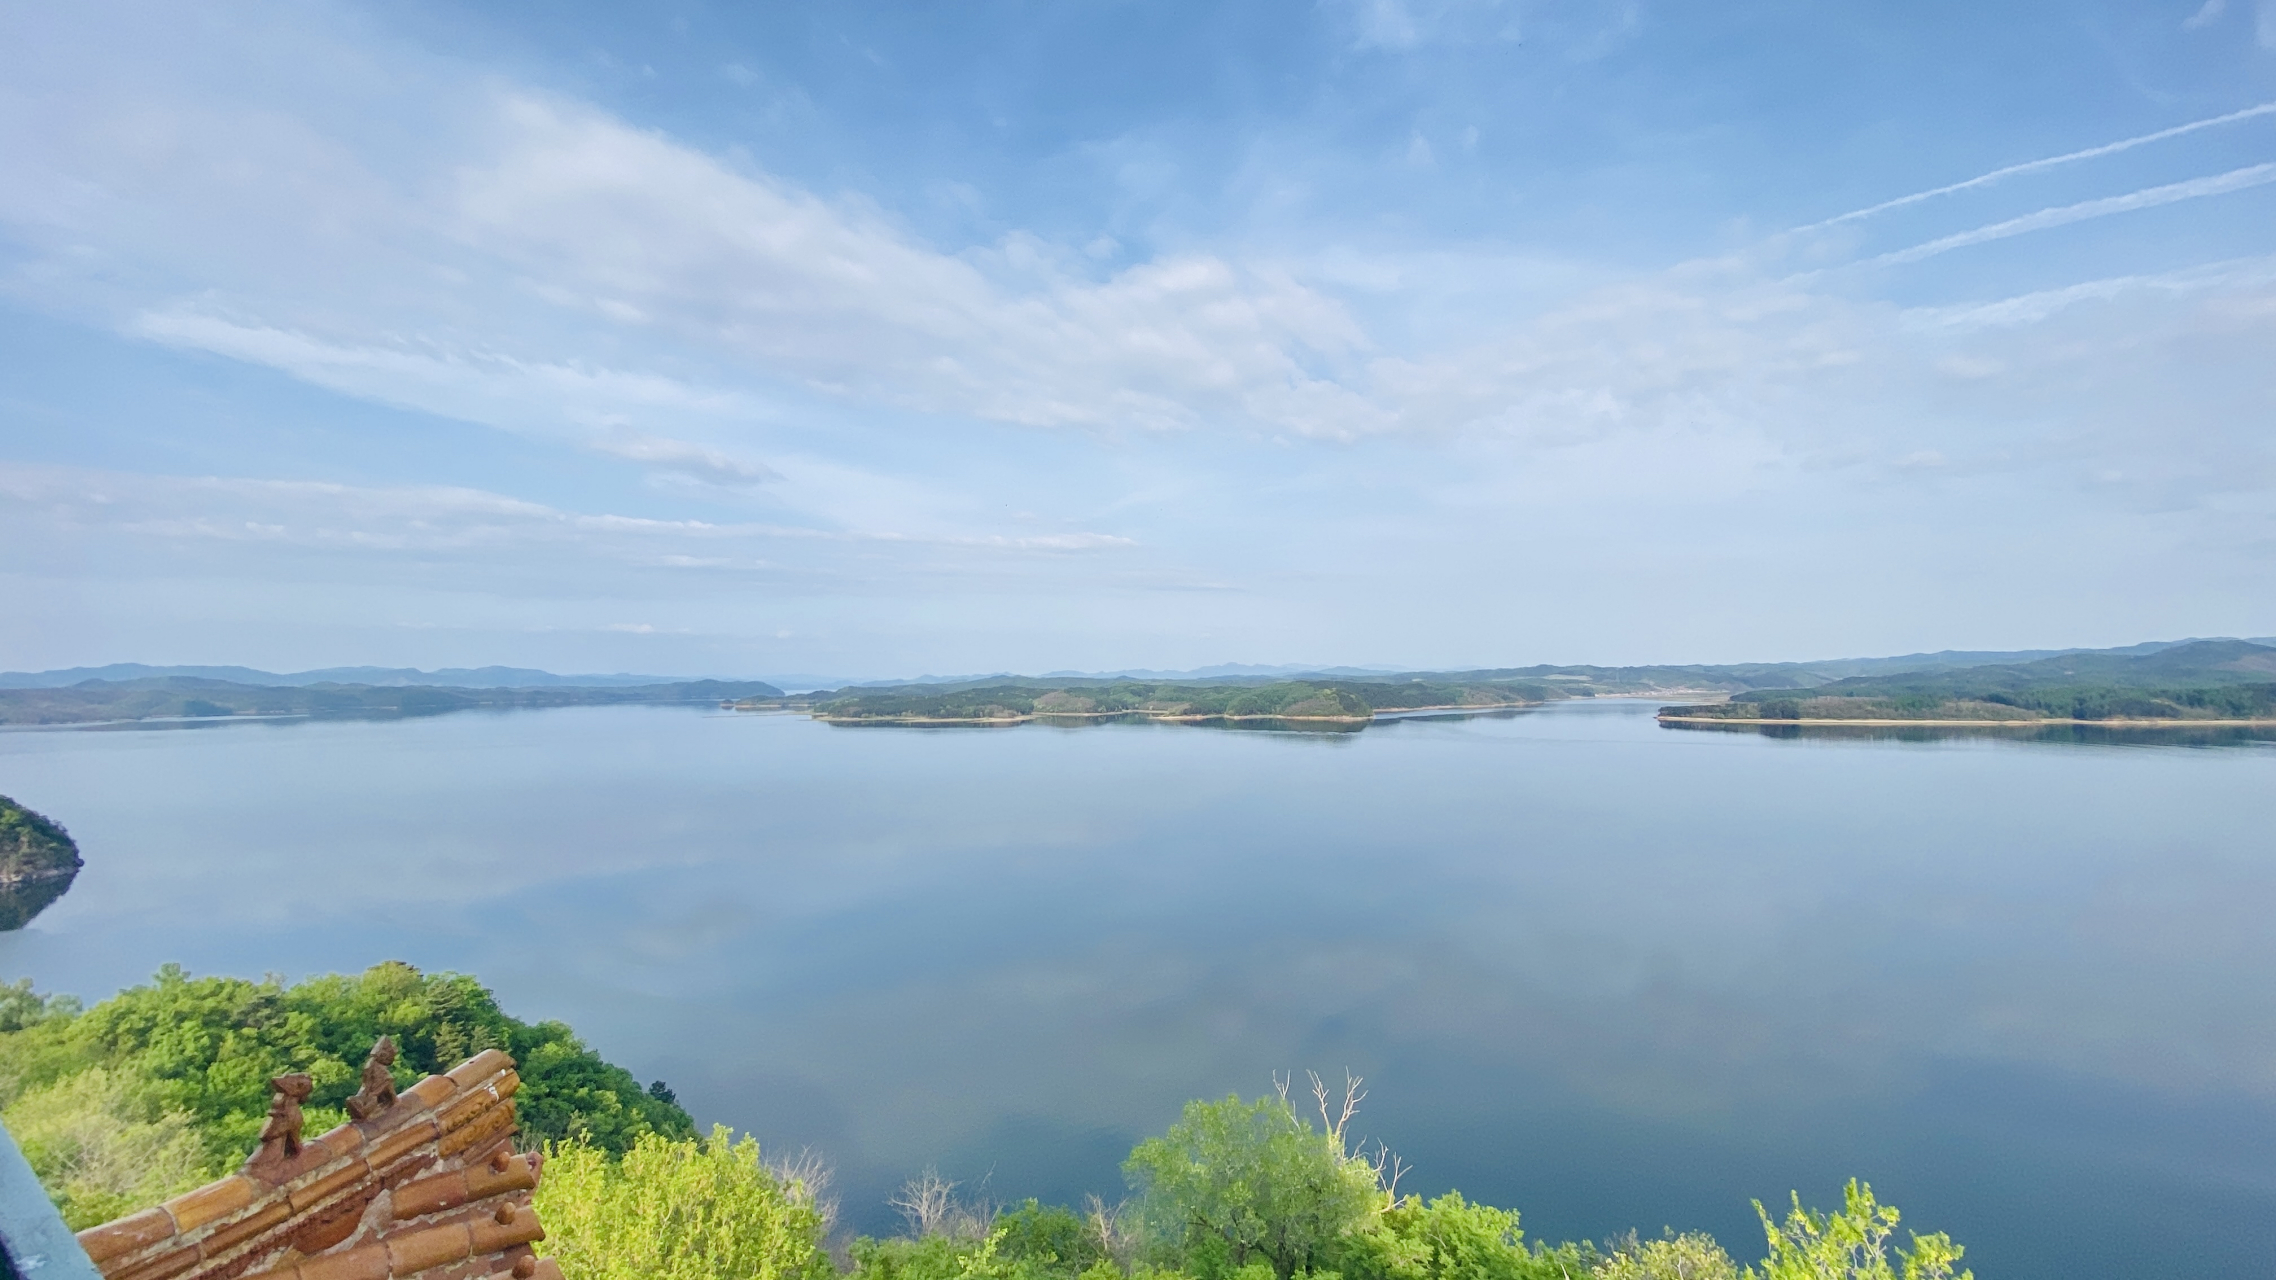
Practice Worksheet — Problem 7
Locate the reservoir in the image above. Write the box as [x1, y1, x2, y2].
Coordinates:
[1, 699, 2270, 1278]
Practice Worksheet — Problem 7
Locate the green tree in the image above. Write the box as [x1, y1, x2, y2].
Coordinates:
[1345, 1193, 1594, 1280]
[2, 1067, 210, 1228]
[535, 1125, 832, 1280]
[1124, 1090, 1381, 1280]
[1753, 1181, 1970, 1280]
[1593, 1231, 1742, 1280]
[0, 963, 692, 1179]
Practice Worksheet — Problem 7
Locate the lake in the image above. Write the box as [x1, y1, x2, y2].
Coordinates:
[2, 699, 2271, 1277]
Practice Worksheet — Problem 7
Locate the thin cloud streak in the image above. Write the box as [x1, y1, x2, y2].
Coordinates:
[1868, 162, 2276, 267]
[1793, 99, 2276, 233]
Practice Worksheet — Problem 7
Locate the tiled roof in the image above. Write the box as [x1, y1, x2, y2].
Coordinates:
[74, 1048, 558, 1280]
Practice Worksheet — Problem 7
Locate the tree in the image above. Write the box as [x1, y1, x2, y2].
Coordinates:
[1753, 1181, 1971, 1280]
[1593, 1231, 1742, 1280]
[1124, 1087, 1381, 1280]
[0, 963, 692, 1177]
[535, 1125, 833, 1280]
[1344, 1193, 1595, 1280]
[2, 1067, 209, 1228]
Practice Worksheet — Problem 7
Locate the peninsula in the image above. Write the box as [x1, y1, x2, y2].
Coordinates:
[782, 677, 1557, 725]
[1657, 638, 2276, 725]
[0, 676, 785, 727]
[0, 794, 83, 929]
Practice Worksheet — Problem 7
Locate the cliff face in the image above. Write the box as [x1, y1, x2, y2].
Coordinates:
[0, 795, 83, 929]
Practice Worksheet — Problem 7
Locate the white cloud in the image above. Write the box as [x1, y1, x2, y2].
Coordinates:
[1868, 163, 2276, 267]
[2184, 0, 2227, 29]
[0, 463, 1135, 561]
[1794, 99, 2276, 233]
[587, 432, 780, 487]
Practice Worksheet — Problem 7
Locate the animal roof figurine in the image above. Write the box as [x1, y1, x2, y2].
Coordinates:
[77, 1049, 557, 1280]
[344, 1035, 400, 1122]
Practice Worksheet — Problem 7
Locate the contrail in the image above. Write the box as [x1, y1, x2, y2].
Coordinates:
[1793, 99, 2276, 233]
[1867, 161, 2276, 266]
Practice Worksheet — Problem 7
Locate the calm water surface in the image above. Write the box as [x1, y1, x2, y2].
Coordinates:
[2, 700, 2272, 1277]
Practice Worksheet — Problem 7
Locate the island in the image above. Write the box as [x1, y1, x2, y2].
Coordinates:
[747, 678, 1559, 725]
[1658, 638, 2276, 725]
[0, 794, 83, 929]
[0, 677, 786, 726]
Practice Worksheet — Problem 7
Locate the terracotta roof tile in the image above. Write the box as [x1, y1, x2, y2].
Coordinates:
[76, 1048, 549, 1280]
[437, 1106, 514, 1160]
[364, 1116, 441, 1171]
[294, 1243, 390, 1280]
[164, 1177, 257, 1233]
[285, 1158, 375, 1216]
[108, 1242, 199, 1280]
[80, 1208, 176, 1265]
[464, 1202, 542, 1256]
[384, 1222, 471, 1275]
[400, 1076, 458, 1111]
[200, 1198, 293, 1256]
[444, 1051, 512, 1089]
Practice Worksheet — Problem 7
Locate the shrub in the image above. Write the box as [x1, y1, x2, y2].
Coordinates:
[536, 1125, 833, 1280]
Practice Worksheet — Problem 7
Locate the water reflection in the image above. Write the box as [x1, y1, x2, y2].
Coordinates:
[1659, 718, 2276, 748]
[0, 701, 2269, 1279]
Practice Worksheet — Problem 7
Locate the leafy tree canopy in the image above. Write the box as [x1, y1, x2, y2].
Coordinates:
[0, 960, 692, 1219]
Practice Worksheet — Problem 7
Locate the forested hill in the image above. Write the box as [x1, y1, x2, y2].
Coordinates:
[0, 677, 784, 726]
[1660, 639, 2276, 722]
[799, 678, 1555, 723]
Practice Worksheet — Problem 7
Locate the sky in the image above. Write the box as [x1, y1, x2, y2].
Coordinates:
[2, 0, 2274, 680]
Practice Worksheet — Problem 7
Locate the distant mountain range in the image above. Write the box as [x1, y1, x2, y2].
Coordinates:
[0, 664, 687, 690]
[4, 638, 2271, 698]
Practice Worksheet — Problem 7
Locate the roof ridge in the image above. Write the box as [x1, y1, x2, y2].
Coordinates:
[75, 1045, 557, 1280]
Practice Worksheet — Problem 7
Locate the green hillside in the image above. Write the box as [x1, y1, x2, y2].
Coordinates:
[801, 679, 1553, 724]
[1660, 640, 2276, 722]
[0, 677, 786, 726]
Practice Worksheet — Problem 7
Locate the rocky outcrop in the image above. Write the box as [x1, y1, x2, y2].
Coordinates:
[0, 796, 82, 930]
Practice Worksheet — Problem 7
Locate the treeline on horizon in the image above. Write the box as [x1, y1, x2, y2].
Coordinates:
[796, 680, 1558, 724]
[1, 966, 1973, 1280]
[0, 676, 787, 726]
[1662, 638, 2276, 722]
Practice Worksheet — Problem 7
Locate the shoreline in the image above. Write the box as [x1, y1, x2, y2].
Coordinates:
[811, 699, 1543, 727]
[1657, 714, 2276, 727]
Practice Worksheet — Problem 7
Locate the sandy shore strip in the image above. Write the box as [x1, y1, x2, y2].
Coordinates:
[1656, 714, 2276, 727]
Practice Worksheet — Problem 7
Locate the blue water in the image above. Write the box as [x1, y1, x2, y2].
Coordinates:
[2, 700, 2272, 1277]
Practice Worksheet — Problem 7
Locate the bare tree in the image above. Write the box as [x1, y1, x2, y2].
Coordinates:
[890, 1167, 958, 1238]
[1085, 1193, 1141, 1268]
[770, 1147, 840, 1236]
[1299, 1069, 1408, 1204]
[1307, 1070, 1365, 1146]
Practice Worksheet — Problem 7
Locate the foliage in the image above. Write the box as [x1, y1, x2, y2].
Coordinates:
[995, 1200, 1112, 1275]
[0, 962, 692, 1189]
[535, 1125, 833, 1280]
[0, 678, 786, 726]
[1753, 1181, 1970, 1280]
[2, 1067, 210, 1228]
[1343, 1192, 1593, 1280]
[811, 680, 1546, 724]
[1593, 1231, 1743, 1280]
[1664, 639, 2276, 721]
[0, 795, 81, 879]
[1124, 1092, 1382, 1280]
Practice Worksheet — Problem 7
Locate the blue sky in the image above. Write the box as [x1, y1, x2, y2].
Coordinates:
[3, 0, 2274, 679]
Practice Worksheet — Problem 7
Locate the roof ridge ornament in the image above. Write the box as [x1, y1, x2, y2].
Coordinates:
[243, 1074, 313, 1174]
[344, 1036, 400, 1121]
